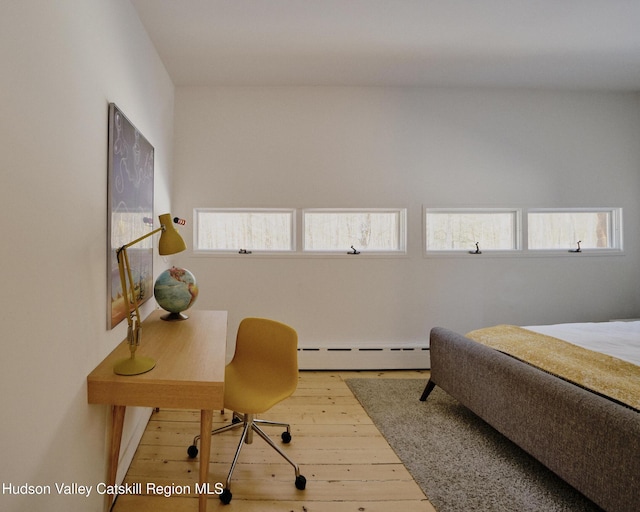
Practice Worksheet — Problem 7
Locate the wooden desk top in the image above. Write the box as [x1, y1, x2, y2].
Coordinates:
[88, 310, 227, 410]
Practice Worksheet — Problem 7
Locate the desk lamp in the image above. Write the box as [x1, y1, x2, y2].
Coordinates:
[114, 213, 186, 375]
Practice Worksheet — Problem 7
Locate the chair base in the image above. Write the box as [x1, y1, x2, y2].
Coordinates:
[188, 412, 306, 504]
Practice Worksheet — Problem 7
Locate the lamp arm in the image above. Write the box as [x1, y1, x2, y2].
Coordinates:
[121, 225, 164, 250]
[116, 226, 164, 356]
[116, 246, 140, 354]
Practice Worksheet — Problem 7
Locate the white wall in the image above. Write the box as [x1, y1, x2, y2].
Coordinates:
[173, 87, 640, 352]
[0, 1, 174, 511]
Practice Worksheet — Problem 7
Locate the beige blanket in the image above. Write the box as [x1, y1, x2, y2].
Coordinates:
[466, 324, 640, 411]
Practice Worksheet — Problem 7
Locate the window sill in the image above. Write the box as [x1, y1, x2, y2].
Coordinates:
[192, 250, 408, 259]
[424, 249, 625, 258]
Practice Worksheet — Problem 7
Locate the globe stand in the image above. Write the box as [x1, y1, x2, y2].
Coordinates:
[160, 311, 189, 321]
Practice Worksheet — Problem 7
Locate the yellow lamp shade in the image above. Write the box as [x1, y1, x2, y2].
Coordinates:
[158, 213, 187, 255]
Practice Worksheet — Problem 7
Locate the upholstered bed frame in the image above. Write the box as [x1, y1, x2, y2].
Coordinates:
[420, 327, 640, 512]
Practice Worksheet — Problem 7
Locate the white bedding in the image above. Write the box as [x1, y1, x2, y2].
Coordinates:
[524, 321, 640, 366]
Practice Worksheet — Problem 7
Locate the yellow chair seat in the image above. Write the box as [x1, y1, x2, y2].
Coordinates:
[224, 362, 295, 414]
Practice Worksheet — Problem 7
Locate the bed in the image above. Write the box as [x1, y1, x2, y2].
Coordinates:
[420, 321, 640, 512]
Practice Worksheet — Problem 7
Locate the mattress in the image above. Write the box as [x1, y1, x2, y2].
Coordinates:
[524, 320, 640, 366]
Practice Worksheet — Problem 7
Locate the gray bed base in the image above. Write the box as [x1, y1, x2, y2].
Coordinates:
[420, 327, 640, 512]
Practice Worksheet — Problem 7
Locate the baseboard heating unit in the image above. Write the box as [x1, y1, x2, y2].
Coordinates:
[297, 343, 430, 370]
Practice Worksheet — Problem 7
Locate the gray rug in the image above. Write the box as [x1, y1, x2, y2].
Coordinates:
[346, 378, 603, 512]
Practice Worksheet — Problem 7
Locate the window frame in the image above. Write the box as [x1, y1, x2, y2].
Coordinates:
[424, 207, 523, 255]
[302, 207, 408, 255]
[526, 207, 623, 253]
[193, 207, 297, 255]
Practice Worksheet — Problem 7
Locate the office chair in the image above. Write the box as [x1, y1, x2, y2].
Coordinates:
[187, 317, 306, 504]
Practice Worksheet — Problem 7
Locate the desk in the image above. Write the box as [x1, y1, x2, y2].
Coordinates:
[88, 309, 227, 512]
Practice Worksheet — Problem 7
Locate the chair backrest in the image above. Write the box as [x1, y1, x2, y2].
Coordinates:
[231, 317, 299, 395]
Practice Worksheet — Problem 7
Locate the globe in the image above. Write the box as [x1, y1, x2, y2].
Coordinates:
[154, 266, 199, 320]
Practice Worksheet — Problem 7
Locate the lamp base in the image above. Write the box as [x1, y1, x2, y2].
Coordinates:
[160, 312, 189, 321]
[114, 356, 156, 376]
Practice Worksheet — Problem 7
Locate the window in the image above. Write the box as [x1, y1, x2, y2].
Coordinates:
[425, 208, 521, 252]
[303, 209, 406, 253]
[528, 208, 622, 251]
[195, 208, 295, 253]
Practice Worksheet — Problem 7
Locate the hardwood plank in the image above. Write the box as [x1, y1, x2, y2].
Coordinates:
[143, 419, 383, 437]
[142, 429, 395, 451]
[127, 461, 417, 482]
[120, 475, 426, 501]
[132, 444, 402, 465]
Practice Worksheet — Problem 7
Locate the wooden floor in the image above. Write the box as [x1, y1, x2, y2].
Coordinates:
[112, 370, 435, 512]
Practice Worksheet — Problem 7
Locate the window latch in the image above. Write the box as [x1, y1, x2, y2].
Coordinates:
[348, 245, 360, 255]
[469, 242, 482, 254]
[569, 241, 582, 253]
[238, 248, 252, 254]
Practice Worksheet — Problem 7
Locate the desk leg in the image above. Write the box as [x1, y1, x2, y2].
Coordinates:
[199, 409, 213, 512]
[107, 405, 126, 510]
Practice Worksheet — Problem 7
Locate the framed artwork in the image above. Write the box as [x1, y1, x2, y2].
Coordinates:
[107, 103, 154, 329]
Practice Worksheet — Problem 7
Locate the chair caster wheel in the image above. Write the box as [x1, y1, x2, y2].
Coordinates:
[220, 488, 232, 504]
[231, 416, 241, 424]
[187, 445, 198, 458]
[281, 431, 292, 443]
[295, 475, 307, 490]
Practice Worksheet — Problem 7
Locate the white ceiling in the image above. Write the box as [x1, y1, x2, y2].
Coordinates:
[131, 0, 640, 91]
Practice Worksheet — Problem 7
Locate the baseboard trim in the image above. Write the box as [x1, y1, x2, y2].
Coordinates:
[298, 343, 430, 370]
